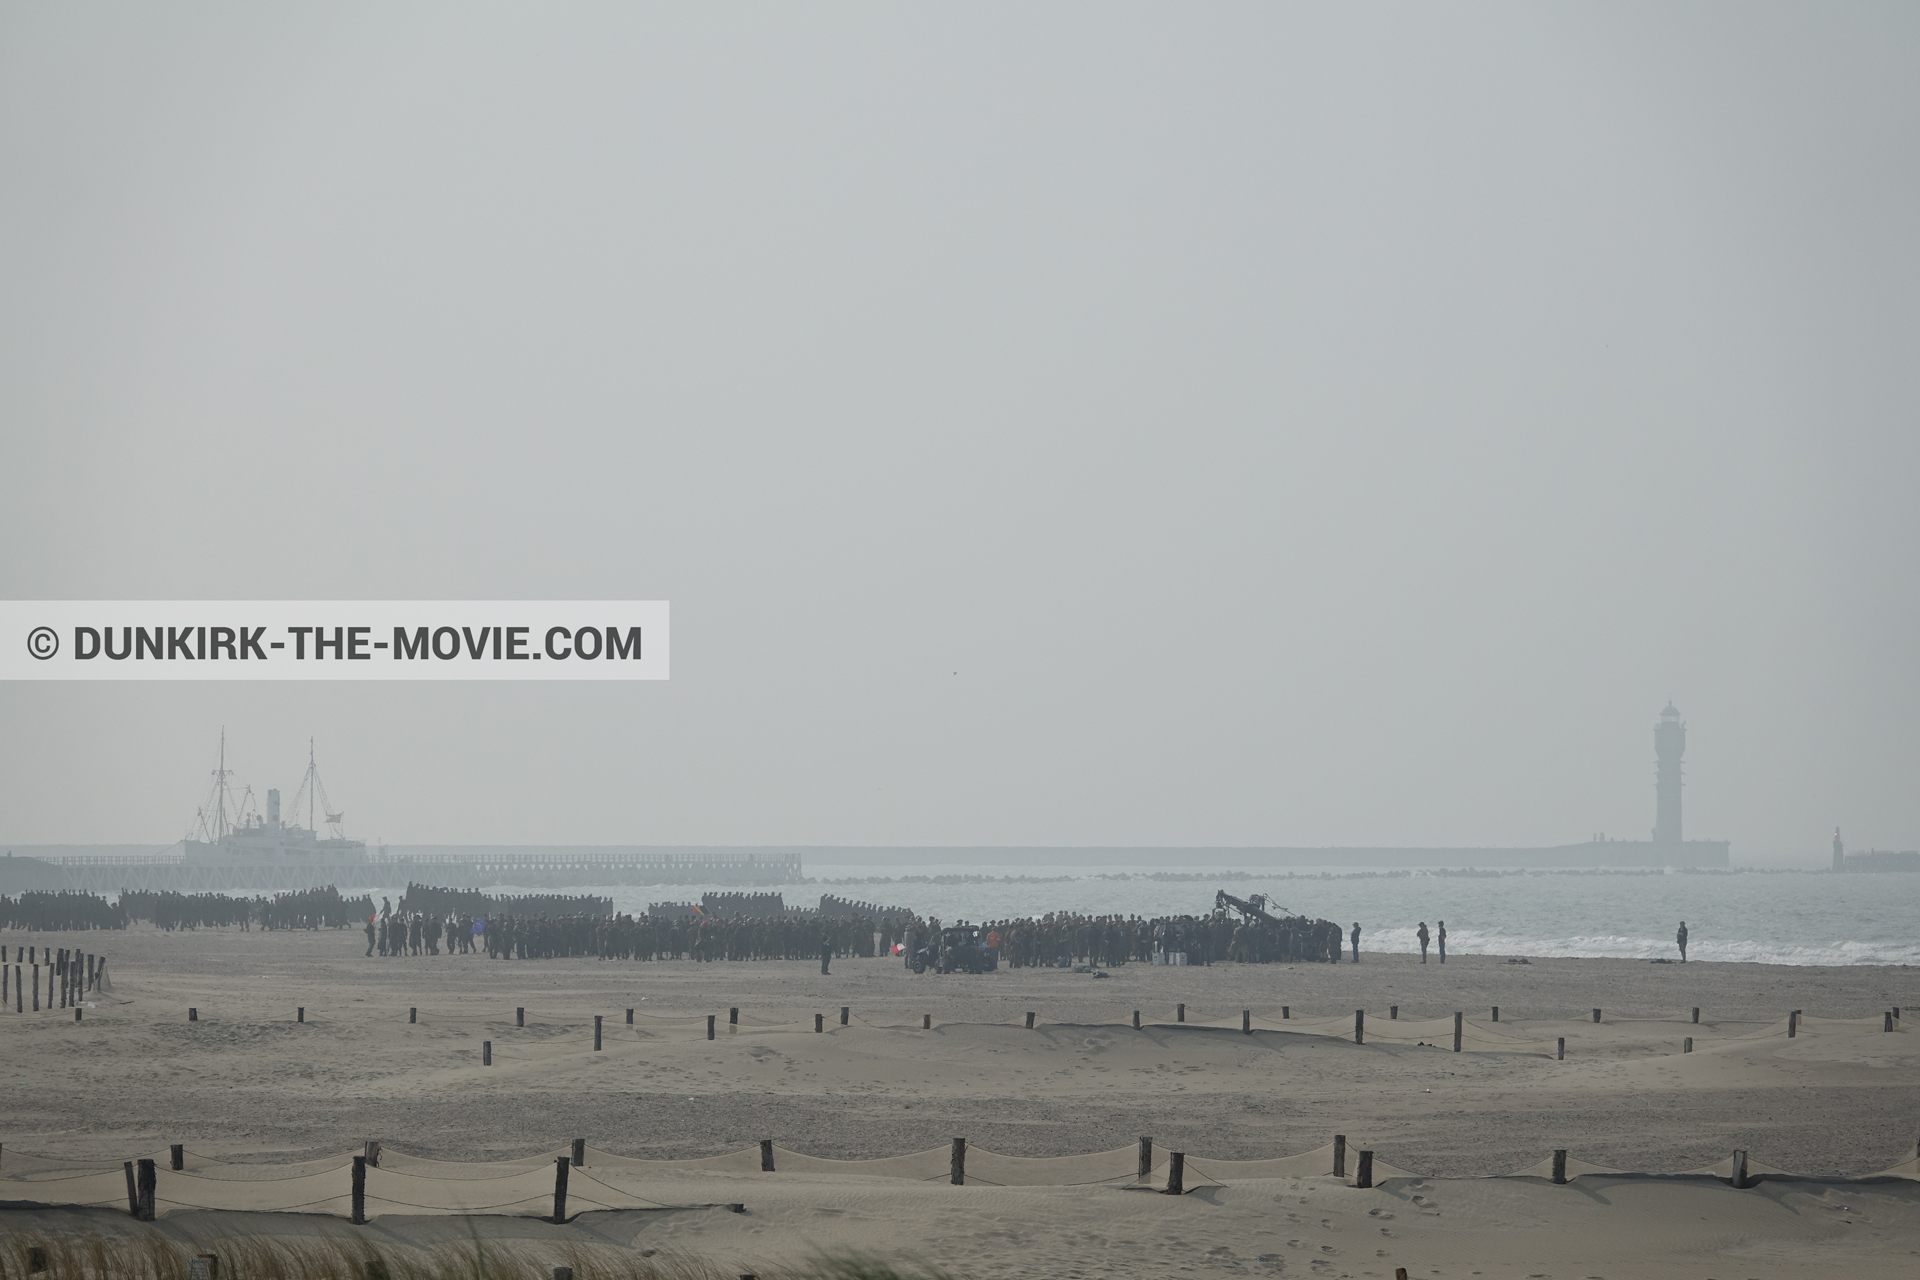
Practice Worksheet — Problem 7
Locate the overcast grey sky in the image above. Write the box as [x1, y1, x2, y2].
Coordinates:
[2, 4, 1915, 864]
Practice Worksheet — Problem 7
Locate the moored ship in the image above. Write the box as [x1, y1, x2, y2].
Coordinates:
[181, 733, 367, 867]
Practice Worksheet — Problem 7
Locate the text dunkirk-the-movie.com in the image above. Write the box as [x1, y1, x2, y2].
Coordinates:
[0, 601, 668, 681]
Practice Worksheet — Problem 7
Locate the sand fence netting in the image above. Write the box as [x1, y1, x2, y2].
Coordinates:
[5, 1134, 1915, 1220]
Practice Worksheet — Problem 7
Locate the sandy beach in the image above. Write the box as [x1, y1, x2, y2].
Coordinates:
[4, 926, 1918, 1277]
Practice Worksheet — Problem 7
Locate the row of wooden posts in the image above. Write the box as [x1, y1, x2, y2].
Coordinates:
[116, 1129, 1785, 1228]
[157, 1000, 1903, 1058]
[1, 946, 104, 1015]
[438, 1002, 1898, 1064]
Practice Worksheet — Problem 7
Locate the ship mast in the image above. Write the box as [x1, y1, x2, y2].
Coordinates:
[194, 728, 240, 843]
[286, 738, 344, 840]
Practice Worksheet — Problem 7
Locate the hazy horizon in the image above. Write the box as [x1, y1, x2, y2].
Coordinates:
[3, 5, 1916, 866]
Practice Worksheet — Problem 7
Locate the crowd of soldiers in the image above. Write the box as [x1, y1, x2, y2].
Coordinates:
[364, 900, 885, 961]
[111, 887, 375, 932]
[904, 910, 1348, 969]
[0, 891, 128, 932]
[354, 904, 1353, 967]
[397, 883, 610, 920]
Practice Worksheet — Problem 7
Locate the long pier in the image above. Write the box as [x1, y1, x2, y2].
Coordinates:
[0, 849, 804, 895]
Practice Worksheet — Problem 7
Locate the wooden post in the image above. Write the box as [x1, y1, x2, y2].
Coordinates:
[351, 1155, 367, 1224]
[482, 1041, 492, 1066]
[924, 1014, 932, 1029]
[1453, 1011, 1462, 1052]
[1333, 1134, 1346, 1177]
[1025, 1011, 1035, 1029]
[124, 1161, 138, 1216]
[571, 1138, 585, 1168]
[1354, 1009, 1364, 1044]
[364, 1141, 380, 1168]
[950, 1137, 966, 1185]
[409, 1008, 417, 1024]
[171, 1144, 184, 1171]
[626, 1008, 634, 1024]
[74, 1007, 81, 1022]
[1788, 1011, 1797, 1038]
[1164, 1151, 1185, 1195]
[1551, 1149, 1567, 1185]
[552, 1156, 570, 1222]
[1887, 1011, 1895, 1032]
[840, 1006, 849, 1026]
[1692, 1007, 1700, 1024]
[1137, 1136, 1152, 1180]
[1592, 1008, 1601, 1023]
[297, 1007, 305, 1023]
[814, 1013, 824, 1033]
[594, 1016, 603, 1051]
[707, 1014, 715, 1040]
[1683, 1037, 1692, 1053]
[1556, 1037, 1564, 1061]
[1730, 1149, 1749, 1189]
[136, 1157, 156, 1221]
[1177, 1003, 1185, 1023]
[12, 965, 18, 1013]
[1491, 1006, 1498, 1022]
[1132, 1010, 1140, 1029]
[32, 966, 38, 1012]
[1355, 1150, 1373, 1189]
[760, 1139, 775, 1172]
[187, 1006, 195, 1022]
[730, 1008, 739, 1025]
[88, 955, 95, 991]
[1282, 1006, 1289, 1019]
[1389, 1006, 1397, 1020]
[517, 1007, 525, 1027]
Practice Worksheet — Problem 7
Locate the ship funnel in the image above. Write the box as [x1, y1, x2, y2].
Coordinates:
[267, 788, 281, 827]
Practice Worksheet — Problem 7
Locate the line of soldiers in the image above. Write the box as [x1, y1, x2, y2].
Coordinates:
[362, 906, 889, 961]
[0, 890, 128, 932]
[354, 905, 1358, 967]
[115, 887, 374, 932]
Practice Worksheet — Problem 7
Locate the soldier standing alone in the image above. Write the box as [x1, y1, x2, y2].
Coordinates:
[1349, 922, 1361, 963]
[1676, 921, 1689, 962]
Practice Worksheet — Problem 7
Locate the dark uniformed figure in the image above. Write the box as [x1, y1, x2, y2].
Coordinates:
[820, 931, 833, 975]
[1416, 921, 1430, 963]
[363, 914, 376, 957]
[1676, 921, 1689, 962]
[1349, 922, 1361, 963]
[1437, 920, 1447, 964]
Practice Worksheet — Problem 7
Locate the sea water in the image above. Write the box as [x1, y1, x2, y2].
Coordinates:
[506, 864, 1920, 967]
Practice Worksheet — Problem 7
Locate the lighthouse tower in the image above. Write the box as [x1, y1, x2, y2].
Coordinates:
[1653, 703, 1685, 845]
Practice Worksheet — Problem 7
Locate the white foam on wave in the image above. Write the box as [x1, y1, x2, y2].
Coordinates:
[1362, 924, 1920, 967]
